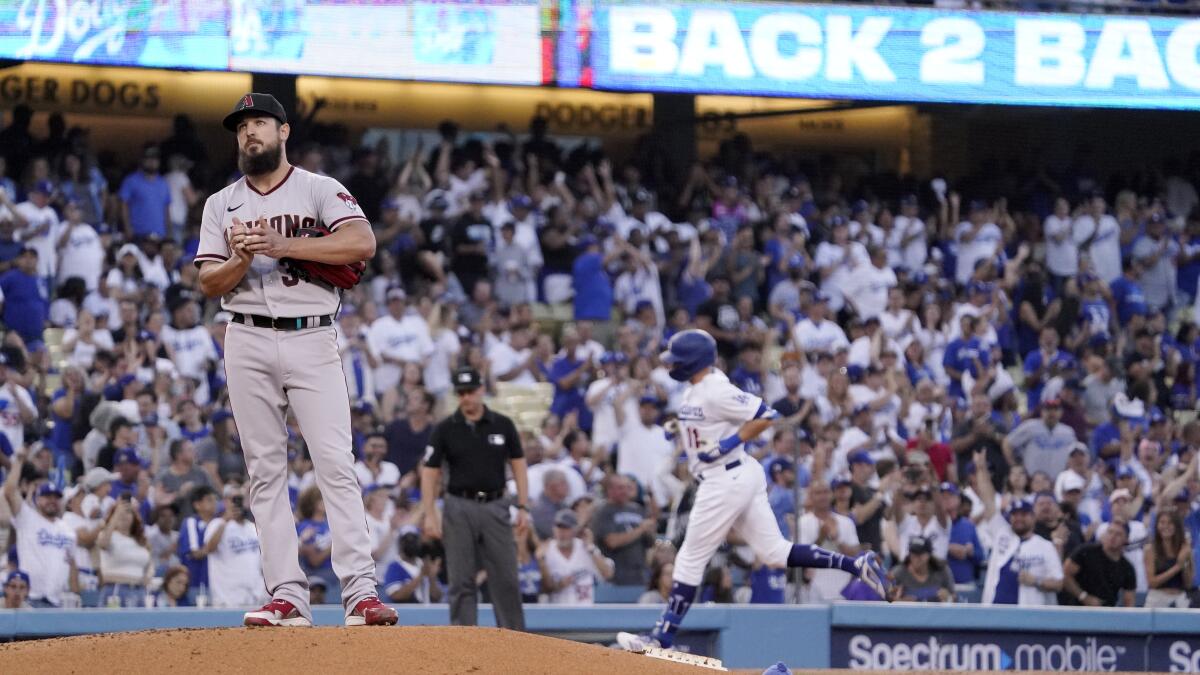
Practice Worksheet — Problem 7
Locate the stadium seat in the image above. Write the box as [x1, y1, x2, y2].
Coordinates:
[43, 327, 65, 347]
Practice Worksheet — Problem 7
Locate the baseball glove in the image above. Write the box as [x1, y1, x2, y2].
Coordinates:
[280, 224, 366, 290]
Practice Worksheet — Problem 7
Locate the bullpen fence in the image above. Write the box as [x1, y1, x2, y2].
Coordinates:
[0, 603, 1197, 670]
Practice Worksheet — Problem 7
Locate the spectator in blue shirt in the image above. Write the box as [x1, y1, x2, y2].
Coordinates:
[748, 563, 787, 604]
[572, 235, 613, 321]
[1023, 326, 1076, 411]
[548, 327, 593, 430]
[177, 485, 218, 601]
[729, 344, 765, 397]
[942, 483, 984, 591]
[944, 314, 986, 403]
[118, 145, 171, 241]
[0, 247, 47, 350]
[296, 485, 338, 593]
[767, 458, 798, 539]
[1110, 257, 1148, 329]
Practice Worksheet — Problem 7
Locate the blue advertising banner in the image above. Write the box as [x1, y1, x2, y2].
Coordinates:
[586, 1, 1200, 109]
[1150, 635, 1200, 673]
[0, 1, 229, 69]
[831, 628, 1146, 671]
[0, 1, 543, 85]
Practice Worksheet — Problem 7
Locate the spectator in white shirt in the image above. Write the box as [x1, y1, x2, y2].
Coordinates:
[4, 462, 79, 607]
[160, 298, 217, 384]
[954, 201, 1002, 286]
[202, 489, 267, 608]
[488, 325, 538, 387]
[845, 247, 897, 321]
[1043, 197, 1080, 290]
[585, 352, 635, 454]
[798, 481, 860, 602]
[369, 287, 434, 394]
[792, 294, 849, 355]
[614, 395, 675, 509]
[15, 180, 64, 281]
[890, 194, 927, 272]
[1074, 194, 1122, 283]
[537, 509, 614, 605]
[97, 496, 152, 607]
[55, 200, 105, 292]
[813, 218, 869, 312]
[896, 485, 950, 562]
[354, 432, 401, 488]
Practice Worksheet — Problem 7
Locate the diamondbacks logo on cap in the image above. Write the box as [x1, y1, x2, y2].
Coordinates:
[243, 94, 254, 108]
[337, 192, 360, 211]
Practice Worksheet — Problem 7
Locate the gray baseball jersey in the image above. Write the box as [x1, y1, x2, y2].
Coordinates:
[194, 166, 363, 317]
[194, 166, 378, 621]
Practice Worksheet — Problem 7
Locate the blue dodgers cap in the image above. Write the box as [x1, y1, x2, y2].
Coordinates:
[35, 482, 63, 498]
[940, 481, 960, 496]
[851, 199, 870, 214]
[848, 451, 874, 465]
[770, 458, 795, 476]
[830, 477, 850, 490]
[211, 409, 234, 425]
[600, 351, 628, 365]
[1007, 497, 1034, 514]
[31, 180, 54, 195]
[787, 253, 805, 270]
[6, 570, 30, 587]
[967, 280, 993, 296]
[510, 194, 534, 211]
[638, 395, 663, 408]
[114, 448, 140, 466]
[1116, 465, 1136, 479]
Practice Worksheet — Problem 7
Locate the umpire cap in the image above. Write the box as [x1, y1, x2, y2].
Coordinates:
[453, 367, 483, 393]
[223, 93, 288, 132]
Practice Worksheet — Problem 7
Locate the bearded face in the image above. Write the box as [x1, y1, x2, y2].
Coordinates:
[239, 135, 283, 176]
[236, 115, 286, 177]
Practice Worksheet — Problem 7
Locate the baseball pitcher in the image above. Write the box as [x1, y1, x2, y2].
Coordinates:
[618, 329, 890, 653]
[195, 93, 396, 628]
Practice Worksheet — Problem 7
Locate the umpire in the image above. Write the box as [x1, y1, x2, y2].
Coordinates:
[421, 367, 528, 629]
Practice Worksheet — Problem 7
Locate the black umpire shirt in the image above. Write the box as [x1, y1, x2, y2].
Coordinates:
[425, 407, 523, 494]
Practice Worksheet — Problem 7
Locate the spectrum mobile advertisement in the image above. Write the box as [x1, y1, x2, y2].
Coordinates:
[831, 629, 1146, 671]
[580, 1, 1200, 109]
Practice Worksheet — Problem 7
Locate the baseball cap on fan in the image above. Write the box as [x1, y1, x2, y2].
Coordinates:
[223, 93, 288, 132]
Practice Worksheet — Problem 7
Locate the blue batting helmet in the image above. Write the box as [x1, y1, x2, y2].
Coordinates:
[660, 329, 717, 382]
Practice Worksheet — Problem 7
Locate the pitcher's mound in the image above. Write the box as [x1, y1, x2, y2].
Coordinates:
[0, 625, 725, 674]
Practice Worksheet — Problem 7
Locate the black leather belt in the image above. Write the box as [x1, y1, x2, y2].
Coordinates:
[231, 312, 333, 331]
[697, 458, 742, 482]
[449, 489, 505, 502]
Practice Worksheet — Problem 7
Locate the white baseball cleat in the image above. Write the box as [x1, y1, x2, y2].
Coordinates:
[616, 632, 661, 653]
[854, 551, 893, 601]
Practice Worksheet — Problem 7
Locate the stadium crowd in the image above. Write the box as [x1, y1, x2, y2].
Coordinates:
[0, 103, 1199, 612]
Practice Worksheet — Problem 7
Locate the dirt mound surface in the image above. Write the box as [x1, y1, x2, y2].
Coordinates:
[0, 625, 733, 674]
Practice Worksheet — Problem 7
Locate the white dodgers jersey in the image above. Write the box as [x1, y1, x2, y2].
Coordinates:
[194, 166, 367, 317]
[675, 370, 764, 476]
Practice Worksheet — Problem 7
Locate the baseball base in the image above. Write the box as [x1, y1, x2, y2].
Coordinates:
[642, 646, 728, 671]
